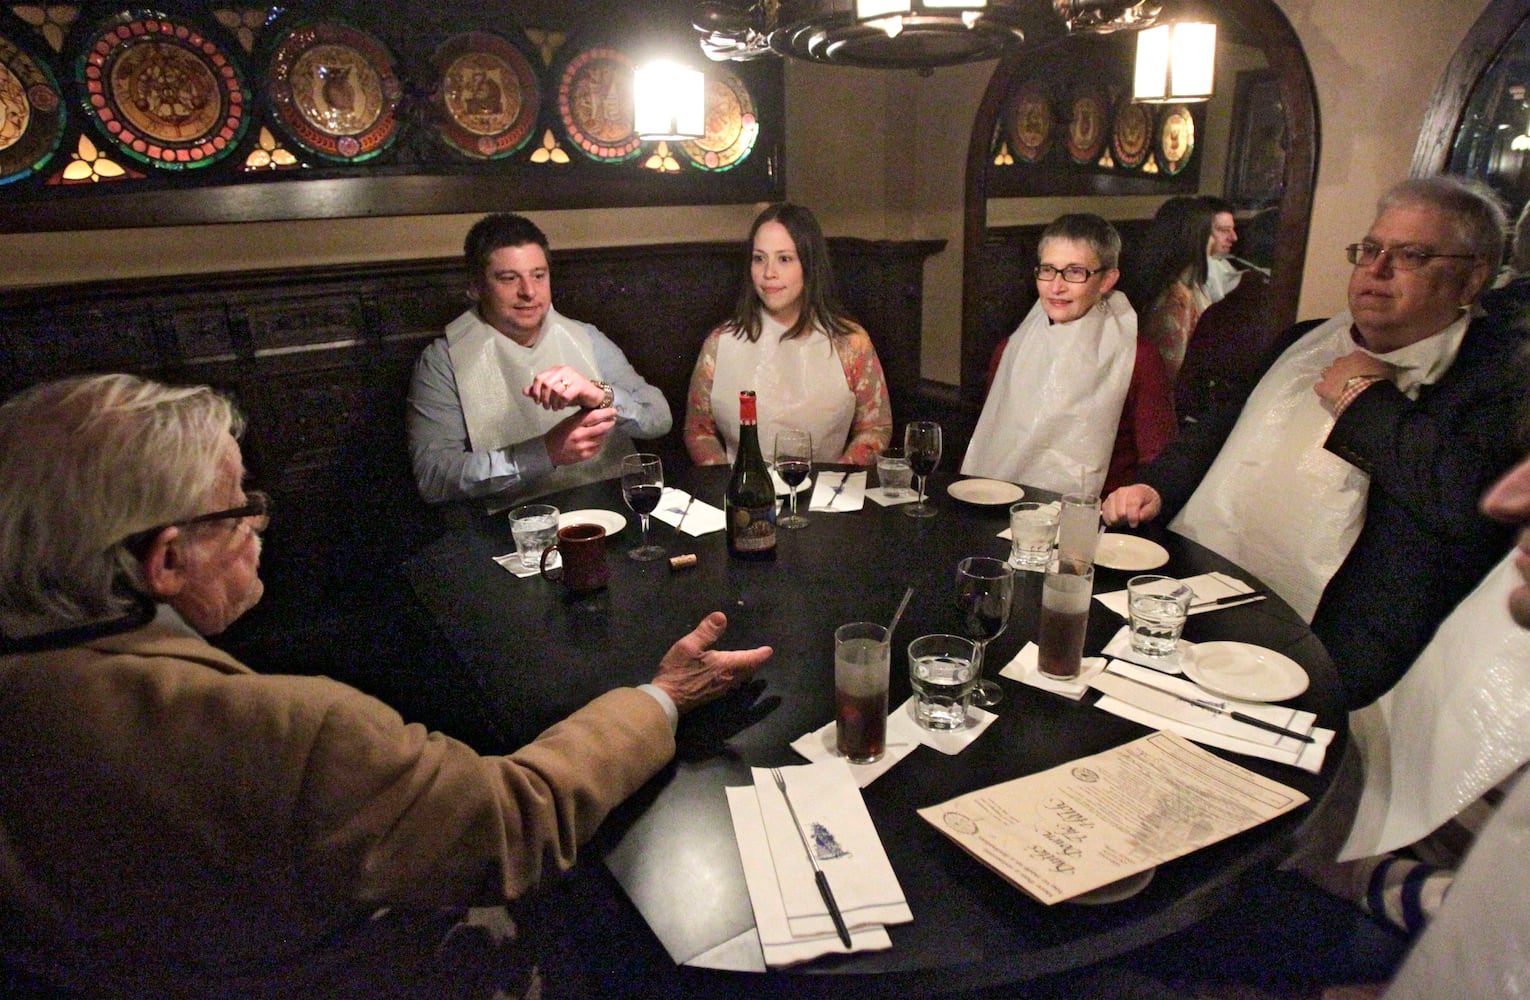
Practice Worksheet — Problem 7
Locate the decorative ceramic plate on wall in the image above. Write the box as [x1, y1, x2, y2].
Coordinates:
[267, 19, 400, 162]
[0, 31, 65, 184]
[76, 11, 249, 170]
[1158, 103, 1195, 176]
[1065, 86, 1106, 165]
[432, 31, 539, 160]
[1111, 98, 1152, 168]
[1006, 79, 1051, 163]
[677, 67, 758, 172]
[556, 45, 641, 163]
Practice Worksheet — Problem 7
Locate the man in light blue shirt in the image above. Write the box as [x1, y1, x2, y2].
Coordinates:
[407, 213, 671, 505]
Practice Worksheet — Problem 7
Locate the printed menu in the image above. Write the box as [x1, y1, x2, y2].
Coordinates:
[917, 731, 1308, 904]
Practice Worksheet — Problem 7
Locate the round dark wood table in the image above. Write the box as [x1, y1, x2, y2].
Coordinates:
[403, 464, 1345, 998]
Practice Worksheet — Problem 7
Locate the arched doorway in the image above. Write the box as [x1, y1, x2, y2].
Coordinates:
[958, 0, 1318, 409]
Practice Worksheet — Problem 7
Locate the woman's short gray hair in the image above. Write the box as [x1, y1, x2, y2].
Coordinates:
[0, 374, 243, 625]
[1379, 175, 1509, 272]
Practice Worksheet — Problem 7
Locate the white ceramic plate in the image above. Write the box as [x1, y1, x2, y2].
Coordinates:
[559, 508, 627, 536]
[947, 478, 1025, 505]
[1093, 533, 1170, 571]
[1066, 867, 1155, 905]
[1183, 641, 1309, 702]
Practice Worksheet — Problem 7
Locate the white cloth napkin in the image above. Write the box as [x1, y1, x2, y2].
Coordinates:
[1089, 659, 1334, 772]
[865, 486, 917, 507]
[651, 487, 726, 536]
[998, 642, 1107, 700]
[790, 696, 998, 785]
[727, 758, 911, 967]
[1095, 571, 1263, 618]
[809, 471, 866, 512]
[493, 551, 555, 578]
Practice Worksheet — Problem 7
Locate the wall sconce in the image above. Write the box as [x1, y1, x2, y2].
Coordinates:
[1133, 21, 1217, 103]
[634, 61, 706, 140]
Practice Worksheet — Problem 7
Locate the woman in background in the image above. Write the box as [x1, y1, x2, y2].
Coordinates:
[1128, 196, 1216, 383]
[683, 203, 891, 465]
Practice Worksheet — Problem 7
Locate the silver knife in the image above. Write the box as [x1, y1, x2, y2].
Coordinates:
[1102, 669, 1315, 743]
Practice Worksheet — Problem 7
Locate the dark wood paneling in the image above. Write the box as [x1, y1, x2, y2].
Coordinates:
[0, 238, 943, 601]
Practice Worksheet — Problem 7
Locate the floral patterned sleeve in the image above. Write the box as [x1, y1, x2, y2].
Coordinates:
[833, 325, 893, 465]
[1141, 280, 1202, 384]
[683, 327, 730, 466]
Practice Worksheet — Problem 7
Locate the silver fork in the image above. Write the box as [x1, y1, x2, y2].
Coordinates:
[770, 767, 852, 947]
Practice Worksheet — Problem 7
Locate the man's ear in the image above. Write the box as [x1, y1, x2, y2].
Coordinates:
[138, 527, 187, 599]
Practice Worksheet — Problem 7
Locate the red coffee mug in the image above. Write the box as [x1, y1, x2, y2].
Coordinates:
[540, 522, 610, 593]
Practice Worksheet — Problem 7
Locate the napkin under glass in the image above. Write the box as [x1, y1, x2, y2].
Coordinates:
[1095, 571, 1262, 618]
[790, 696, 998, 786]
[726, 758, 911, 967]
[998, 642, 1107, 700]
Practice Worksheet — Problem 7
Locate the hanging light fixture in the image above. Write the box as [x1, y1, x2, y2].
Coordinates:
[694, 0, 1164, 70]
[1132, 20, 1216, 102]
[634, 60, 707, 141]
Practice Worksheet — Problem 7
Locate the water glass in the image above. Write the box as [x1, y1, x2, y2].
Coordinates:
[1008, 501, 1059, 570]
[876, 451, 914, 498]
[1127, 575, 1193, 656]
[834, 622, 890, 763]
[1037, 556, 1094, 680]
[509, 503, 560, 569]
[1057, 492, 1102, 564]
[908, 633, 978, 730]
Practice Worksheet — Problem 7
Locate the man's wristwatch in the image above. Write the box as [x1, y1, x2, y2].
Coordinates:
[594, 380, 615, 409]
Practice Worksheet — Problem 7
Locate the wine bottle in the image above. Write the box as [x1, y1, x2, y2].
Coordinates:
[725, 390, 777, 560]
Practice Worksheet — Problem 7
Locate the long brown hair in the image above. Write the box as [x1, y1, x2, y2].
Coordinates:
[728, 202, 857, 343]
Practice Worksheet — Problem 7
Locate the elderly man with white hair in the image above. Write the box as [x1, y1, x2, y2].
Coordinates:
[0, 373, 769, 999]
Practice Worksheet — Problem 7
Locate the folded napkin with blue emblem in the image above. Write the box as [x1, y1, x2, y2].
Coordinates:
[808, 471, 866, 512]
[726, 758, 911, 967]
[650, 487, 726, 536]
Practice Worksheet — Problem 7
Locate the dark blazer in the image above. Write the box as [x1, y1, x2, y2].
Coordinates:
[1139, 296, 1530, 709]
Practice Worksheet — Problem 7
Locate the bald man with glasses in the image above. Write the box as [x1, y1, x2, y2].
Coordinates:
[1103, 175, 1530, 709]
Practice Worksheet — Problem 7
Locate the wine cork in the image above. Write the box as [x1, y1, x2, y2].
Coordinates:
[669, 553, 697, 571]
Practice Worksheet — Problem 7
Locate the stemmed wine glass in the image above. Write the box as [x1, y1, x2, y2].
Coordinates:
[774, 426, 813, 530]
[904, 420, 943, 518]
[620, 453, 666, 561]
[955, 556, 1015, 708]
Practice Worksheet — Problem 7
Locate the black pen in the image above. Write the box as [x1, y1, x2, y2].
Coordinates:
[1190, 589, 1267, 609]
[1104, 670, 1315, 744]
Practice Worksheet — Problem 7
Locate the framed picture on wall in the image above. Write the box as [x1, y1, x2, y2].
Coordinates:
[1226, 69, 1287, 209]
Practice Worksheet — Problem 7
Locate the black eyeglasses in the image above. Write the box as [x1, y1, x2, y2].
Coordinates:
[121, 491, 270, 559]
[1034, 264, 1106, 283]
[1345, 242, 1478, 271]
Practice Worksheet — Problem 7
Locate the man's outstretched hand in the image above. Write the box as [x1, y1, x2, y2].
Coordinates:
[651, 612, 772, 715]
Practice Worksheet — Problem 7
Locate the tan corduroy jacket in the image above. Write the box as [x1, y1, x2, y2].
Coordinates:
[0, 621, 673, 996]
